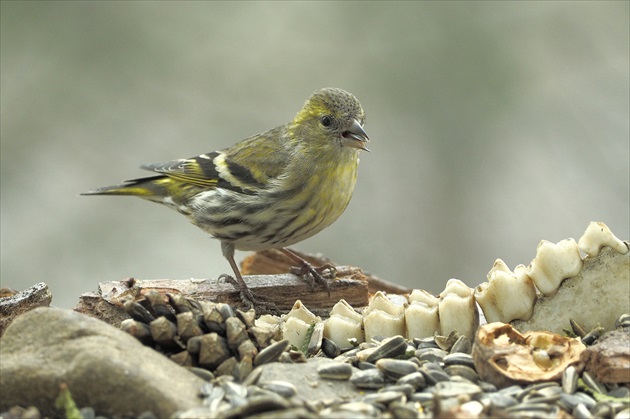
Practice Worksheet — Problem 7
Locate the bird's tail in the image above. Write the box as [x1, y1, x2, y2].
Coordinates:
[81, 175, 168, 198]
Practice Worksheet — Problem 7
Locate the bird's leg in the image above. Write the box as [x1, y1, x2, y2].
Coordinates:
[280, 248, 336, 296]
[220, 242, 279, 314]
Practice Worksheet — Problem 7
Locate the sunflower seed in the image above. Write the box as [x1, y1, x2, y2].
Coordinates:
[145, 290, 176, 322]
[435, 381, 482, 398]
[260, 380, 297, 398]
[590, 401, 615, 418]
[573, 403, 594, 419]
[582, 371, 607, 394]
[615, 313, 630, 329]
[321, 337, 341, 358]
[186, 366, 215, 382]
[357, 361, 377, 370]
[376, 358, 419, 379]
[444, 364, 479, 383]
[350, 368, 386, 389]
[415, 347, 448, 363]
[419, 365, 451, 385]
[581, 326, 605, 345]
[615, 408, 630, 419]
[254, 339, 289, 366]
[396, 371, 427, 390]
[327, 401, 380, 417]
[414, 336, 440, 349]
[365, 335, 408, 363]
[450, 335, 472, 354]
[123, 300, 155, 324]
[120, 319, 154, 346]
[443, 352, 475, 368]
[608, 386, 630, 399]
[379, 383, 415, 397]
[435, 331, 459, 351]
[389, 400, 420, 418]
[570, 319, 587, 337]
[562, 365, 578, 394]
[317, 362, 354, 380]
[363, 390, 406, 405]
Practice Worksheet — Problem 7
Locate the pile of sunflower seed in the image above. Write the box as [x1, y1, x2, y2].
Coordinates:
[175, 332, 629, 418]
[117, 293, 630, 418]
[312, 330, 630, 419]
[122, 291, 297, 381]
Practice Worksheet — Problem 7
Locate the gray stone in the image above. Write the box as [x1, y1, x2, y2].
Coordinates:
[257, 357, 368, 401]
[0, 282, 51, 336]
[0, 307, 205, 417]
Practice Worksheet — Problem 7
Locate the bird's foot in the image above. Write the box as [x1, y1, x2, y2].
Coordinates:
[289, 261, 336, 296]
[219, 274, 280, 315]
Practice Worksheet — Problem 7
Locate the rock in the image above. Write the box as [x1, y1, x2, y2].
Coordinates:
[0, 307, 205, 417]
[581, 329, 630, 383]
[74, 290, 130, 328]
[256, 357, 367, 402]
[0, 282, 51, 336]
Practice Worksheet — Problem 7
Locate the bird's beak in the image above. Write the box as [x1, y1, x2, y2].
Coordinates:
[342, 119, 370, 152]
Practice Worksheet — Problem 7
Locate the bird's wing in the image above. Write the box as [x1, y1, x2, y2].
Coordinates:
[140, 155, 222, 188]
[140, 128, 290, 192]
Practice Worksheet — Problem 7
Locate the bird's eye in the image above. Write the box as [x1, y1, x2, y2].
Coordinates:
[320, 115, 332, 127]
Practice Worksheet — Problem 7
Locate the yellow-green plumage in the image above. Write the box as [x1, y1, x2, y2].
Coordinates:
[83, 87, 369, 308]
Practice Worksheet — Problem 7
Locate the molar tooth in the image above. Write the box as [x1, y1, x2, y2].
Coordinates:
[281, 300, 321, 350]
[474, 259, 537, 323]
[578, 221, 629, 257]
[405, 289, 439, 339]
[330, 298, 363, 321]
[324, 299, 365, 349]
[526, 239, 583, 296]
[254, 313, 282, 330]
[363, 291, 405, 341]
[438, 279, 479, 341]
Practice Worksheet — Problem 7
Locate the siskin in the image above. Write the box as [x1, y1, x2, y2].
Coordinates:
[83, 87, 370, 310]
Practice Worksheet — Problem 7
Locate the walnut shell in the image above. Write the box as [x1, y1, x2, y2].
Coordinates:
[472, 322, 585, 388]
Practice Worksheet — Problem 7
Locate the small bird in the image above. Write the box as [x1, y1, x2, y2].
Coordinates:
[83, 87, 369, 310]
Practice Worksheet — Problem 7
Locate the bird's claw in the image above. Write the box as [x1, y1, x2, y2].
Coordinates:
[219, 274, 280, 315]
[290, 262, 336, 296]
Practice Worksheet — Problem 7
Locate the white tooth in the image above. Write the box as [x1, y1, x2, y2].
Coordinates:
[282, 316, 312, 350]
[578, 221, 629, 257]
[367, 291, 406, 315]
[408, 288, 440, 306]
[329, 298, 363, 321]
[474, 259, 537, 323]
[363, 310, 405, 343]
[253, 313, 283, 343]
[323, 299, 364, 349]
[405, 289, 440, 338]
[255, 314, 282, 329]
[285, 300, 319, 323]
[363, 291, 405, 341]
[438, 279, 479, 341]
[281, 300, 321, 350]
[526, 239, 583, 296]
[324, 316, 364, 350]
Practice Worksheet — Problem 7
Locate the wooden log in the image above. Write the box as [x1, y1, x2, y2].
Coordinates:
[96, 266, 369, 311]
[74, 249, 414, 325]
[242, 249, 411, 295]
[74, 262, 370, 326]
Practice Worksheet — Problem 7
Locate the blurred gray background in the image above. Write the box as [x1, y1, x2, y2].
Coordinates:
[2, 2, 628, 309]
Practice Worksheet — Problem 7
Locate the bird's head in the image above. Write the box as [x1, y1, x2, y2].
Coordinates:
[290, 88, 370, 154]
